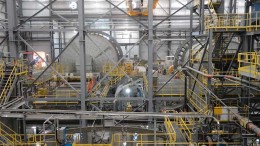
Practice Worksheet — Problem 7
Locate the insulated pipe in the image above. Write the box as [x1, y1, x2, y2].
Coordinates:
[186, 66, 260, 92]
[234, 114, 260, 137]
[186, 67, 260, 137]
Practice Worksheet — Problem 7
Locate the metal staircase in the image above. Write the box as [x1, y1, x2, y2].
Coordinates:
[0, 121, 22, 145]
[213, 33, 234, 59]
[0, 65, 18, 106]
[101, 75, 123, 97]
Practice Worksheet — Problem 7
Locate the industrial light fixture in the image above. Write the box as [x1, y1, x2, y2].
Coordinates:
[125, 88, 131, 94]
[69, 1, 77, 10]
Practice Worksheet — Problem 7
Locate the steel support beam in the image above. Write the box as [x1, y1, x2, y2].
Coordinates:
[36, 0, 70, 23]
[105, 0, 148, 28]
[154, 0, 194, 28]
[14, 0, 57, 30]
[6, 0, 18, 58]
[207, 29, 213, 105]
[78, 0, 86, 127]
[147, 0, 154, 112]
[24, 33, 79, 93]
[200, 0, 205, 34]
[25, 97, 184, 102]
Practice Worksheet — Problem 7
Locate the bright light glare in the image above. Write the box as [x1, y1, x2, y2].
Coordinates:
[36, 142, 40, 146]
[123, 142, 127, 146]
[70, 1, 77, 9]
[125, 88, 131, 94]
[31, 126, 36, 129]
[132, 1, 137, 9]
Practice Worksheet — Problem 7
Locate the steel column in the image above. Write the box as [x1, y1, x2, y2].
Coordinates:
[6, 0, 18, 58]
[207, 29, 213, 105]
[78, 0, 86, 127]
[148, 0, 154, 112]
[200, 0, 205, 34]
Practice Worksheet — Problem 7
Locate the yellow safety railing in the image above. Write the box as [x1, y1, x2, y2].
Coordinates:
[32, 89, 80, 105]
[164, 117, 177, 143]
[15, 59, 28, 76]
[100, 76, 123, 97]
[52, 63, 65, 75]
[0, 64, 16, 105]
[173, 115, 198, 129]
[0, 60, 4, 81]
[112, 132, 177, 145]
[174, 117, 193, 142]
[188, 89, 208, 114]
[0, 133, 78, 146]
[103, 64, 126, 77]
[238, 52, 260, 79]
[91, 75, 123, 98]
[0, 121, 22, 145]
[205, 12, 260, 31]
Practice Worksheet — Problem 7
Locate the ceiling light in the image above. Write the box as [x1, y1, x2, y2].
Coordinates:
[70, 1, 77, 10]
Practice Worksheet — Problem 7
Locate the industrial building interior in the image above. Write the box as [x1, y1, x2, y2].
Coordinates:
[2, 0, 260, 145]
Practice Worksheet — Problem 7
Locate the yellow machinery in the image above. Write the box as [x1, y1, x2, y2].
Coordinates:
[127, 0, 159, 16]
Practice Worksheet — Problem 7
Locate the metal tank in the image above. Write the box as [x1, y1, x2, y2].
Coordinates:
[60, 32, 123, 74]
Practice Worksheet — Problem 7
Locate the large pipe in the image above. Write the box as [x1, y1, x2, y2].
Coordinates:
[185, 69, 260, 137]
[186, 66, 260, 91]
[234, 114, 260, 137]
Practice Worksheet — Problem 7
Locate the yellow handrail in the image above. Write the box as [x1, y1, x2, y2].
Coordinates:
[205, 12, 260, 31]
[0, 60, 5, 81]
[238, 52, 260, 79]
[142, 72, 148, 93]
[164, 117, 177, 143]
[0, 121, 22, 145]
[0, 64, 16, 105]
[177, 117, 193, 141]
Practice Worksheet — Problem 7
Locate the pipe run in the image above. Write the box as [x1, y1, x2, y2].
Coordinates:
[186, 66, 260, 85]
[185, 68, 260, 137]
[234, 114, 260, 137]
